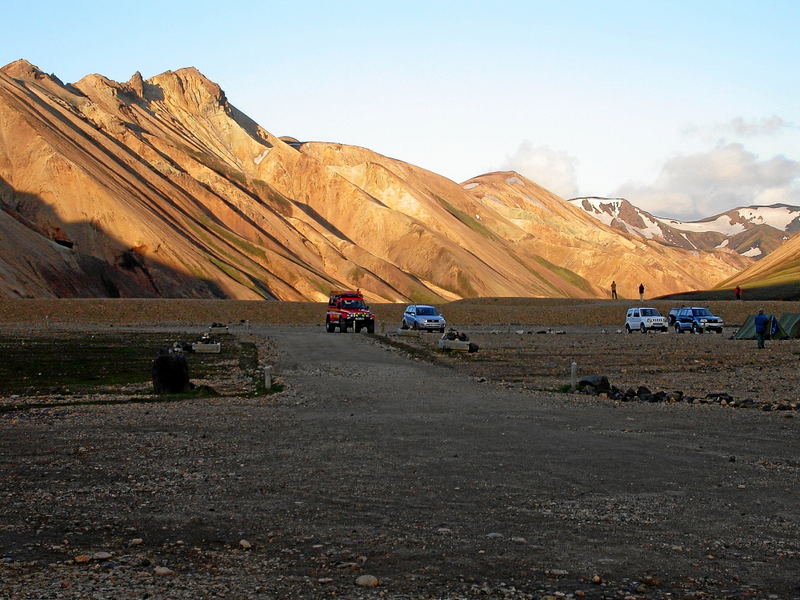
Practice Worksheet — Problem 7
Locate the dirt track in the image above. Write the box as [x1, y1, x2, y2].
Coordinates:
[1, 311, 799, 599]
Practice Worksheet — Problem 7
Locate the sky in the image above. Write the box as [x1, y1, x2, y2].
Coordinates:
[3, 0, 799, 220]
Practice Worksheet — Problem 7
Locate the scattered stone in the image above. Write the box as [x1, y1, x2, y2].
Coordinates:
[74, 555, 90, 564]
[511, 536, 527, 543]
[486, 532, 504, 538]
[91, 551, 112, 560]
[154, 566, 175, 576]
[129, 538, 143, 546]
[592, 574, 603, 584]
[355, 574, 379, 587]
[239, 539, 252, 550]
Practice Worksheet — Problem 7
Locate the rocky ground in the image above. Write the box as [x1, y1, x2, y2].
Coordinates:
[390, 324, 800, 411]
[1, 299, 799, 599]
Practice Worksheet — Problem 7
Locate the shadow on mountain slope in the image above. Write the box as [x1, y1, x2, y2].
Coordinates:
[0, 178, 229, 299]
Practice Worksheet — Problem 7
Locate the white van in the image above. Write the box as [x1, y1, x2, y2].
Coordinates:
[625, 307, 668, 333]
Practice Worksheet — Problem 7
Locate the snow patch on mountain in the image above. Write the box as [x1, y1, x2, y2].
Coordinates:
[665, 216, 747, 236]
[736, 205, 799, 230]
[742, 246, 763, 258]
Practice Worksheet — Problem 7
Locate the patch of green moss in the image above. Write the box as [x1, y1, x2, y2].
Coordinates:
[409, 288, 442, 305]
[434, 195, 497, 240]
[252, 179, 293, 216]
[532, 256, 593, 293]
[208, 257, 252, 289]
[206, 221, 268, 261]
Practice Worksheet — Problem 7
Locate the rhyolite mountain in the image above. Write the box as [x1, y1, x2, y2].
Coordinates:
[0, 60, 752, 301]
[570, 196, 800, 260]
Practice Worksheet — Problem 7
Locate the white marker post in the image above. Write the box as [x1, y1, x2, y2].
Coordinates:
[570, 361, 577, 392]
[263, 365, 272, 390]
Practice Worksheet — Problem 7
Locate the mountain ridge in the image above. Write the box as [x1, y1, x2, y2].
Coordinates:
[569, 196, 799, 259]
[0, 61, 753, 301]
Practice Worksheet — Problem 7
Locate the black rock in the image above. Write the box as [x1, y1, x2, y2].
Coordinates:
[152, 349, 191, 394]
[579, 376, 610, 393]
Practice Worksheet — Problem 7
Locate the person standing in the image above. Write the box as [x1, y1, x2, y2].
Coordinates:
[754, 309, 769, 349]
[638, 282, 645, 302]
[734, 285, 742, 300]
[610, 280, 617, 299]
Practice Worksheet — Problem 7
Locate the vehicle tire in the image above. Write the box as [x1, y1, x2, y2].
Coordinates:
[412, 321, 418, 330]
[440, 327, 445, 333]
[625, 324, 631, 334]
[355, 323, 362, 333]
[367, 321, 375, 334]
[339, 320, 348, 333]
[675, 323, 682, 333]
[661, 327, 668, 333]
[400, 321, 408, 330]
[691, 323, 702, 334]
[640, 323, 647, 334]
[668, 315, 676, 325]
[326, 320, 335, 333]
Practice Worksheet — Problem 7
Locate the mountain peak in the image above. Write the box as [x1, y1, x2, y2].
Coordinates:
[147, 67, 226, 110]
[127, 71, 145, 98]
[2, 59, 50, 82]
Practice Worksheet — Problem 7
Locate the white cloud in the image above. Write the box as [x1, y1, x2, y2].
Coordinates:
[727, 116, 794, 137]
[615, 143, 800, 220]
[503, 141, 578, 198]
[683, 115, 796, 141]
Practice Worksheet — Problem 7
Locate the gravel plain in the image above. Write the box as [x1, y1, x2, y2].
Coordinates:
[1, 298, 799, 600]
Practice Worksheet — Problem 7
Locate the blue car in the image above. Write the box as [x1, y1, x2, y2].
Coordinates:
[672, 307, 725, 334]
[402, 305, 446, 332]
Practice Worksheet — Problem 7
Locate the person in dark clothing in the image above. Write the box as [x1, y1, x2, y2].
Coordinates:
[610, 280, 617, 299]
[734, 285, 742, 300]
[754, 309, 769, 349]
[638, 283, 645, 302]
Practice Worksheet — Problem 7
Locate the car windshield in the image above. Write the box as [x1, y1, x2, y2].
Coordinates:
[641, 309, 660, 316]
[692, 308, 712, 316]
[342, 299, 366, 310]
[416, 307, 438, 316]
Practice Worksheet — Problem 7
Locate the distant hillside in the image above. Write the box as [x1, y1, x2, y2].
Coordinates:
[570, 197, 799, 259]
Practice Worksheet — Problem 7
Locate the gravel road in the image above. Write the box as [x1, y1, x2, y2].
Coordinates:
[1, 325, 799, 599]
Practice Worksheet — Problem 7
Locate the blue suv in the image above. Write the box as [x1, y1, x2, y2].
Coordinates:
[401, 305, 446, 332]
[672, 307, 724, 334]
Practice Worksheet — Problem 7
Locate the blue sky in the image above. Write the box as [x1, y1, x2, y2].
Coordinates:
[3, 1, 799, 219]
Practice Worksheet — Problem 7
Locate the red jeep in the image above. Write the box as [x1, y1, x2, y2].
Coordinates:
[326, 290, 375, 333]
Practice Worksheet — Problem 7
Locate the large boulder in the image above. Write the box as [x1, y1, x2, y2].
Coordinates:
[152, 349, 191, 394]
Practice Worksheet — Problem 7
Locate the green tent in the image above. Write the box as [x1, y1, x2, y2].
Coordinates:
[734, 314, 789, 340]
[778, 314, 800, 338]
